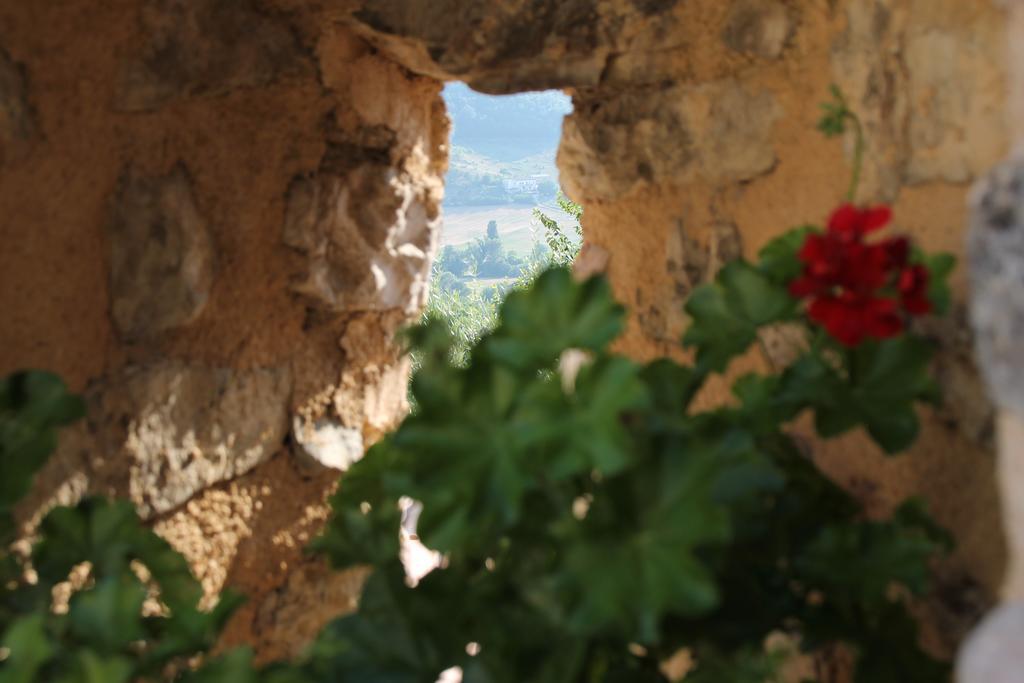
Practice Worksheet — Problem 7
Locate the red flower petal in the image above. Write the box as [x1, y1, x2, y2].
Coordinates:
[862, 298, 903, 338]
[861, 206, 893, 234]
[809, 296, 863, 346]
[880, 237, 909, 269]
[898, 265, 932, 315]
[827, 204, 861, 239]
[789, 276, 823, 298]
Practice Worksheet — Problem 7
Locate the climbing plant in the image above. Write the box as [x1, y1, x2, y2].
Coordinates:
[533, 191, 583, 267]
[0, 88, 958, 682]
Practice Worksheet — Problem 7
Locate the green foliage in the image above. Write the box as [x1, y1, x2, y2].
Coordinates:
[0, 252, 954, 682]
[0, 372, 84, 546]
[915, 251, 956, 316]
[817, 85, 854, 138]
[0, 375, 242, 683]
[313, 262, 952, 682]
[0, 82, 957, 682]
[533, 192, 583, 267]
[420, 278, 499, 368]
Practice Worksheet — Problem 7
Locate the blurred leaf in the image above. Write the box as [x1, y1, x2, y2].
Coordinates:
[684, 262, 797, 372]
[0, 614, 54, 683]
[0, 372, 84, 541]
[757, 226, 818, 284]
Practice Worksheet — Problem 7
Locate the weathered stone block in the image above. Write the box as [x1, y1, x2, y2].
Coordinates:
[722, 0, 793, 59]
[957, 603, 1024, 683]
[831, 0, 1006, 200]
[92, 362, 293, 517]
[283, 147, 437, 314]
[561, 81, 779, 202]
[968, 155, 1024, 415]
[117, 0, 309, 112]
[291, 415, 364, 472]
[0, 48, 35, 163]
[107, 165, 214, 340]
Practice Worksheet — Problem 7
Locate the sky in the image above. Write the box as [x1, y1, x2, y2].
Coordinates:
[442, 83, 573, 162]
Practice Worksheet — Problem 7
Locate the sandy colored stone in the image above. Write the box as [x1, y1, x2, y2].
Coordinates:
[282, 157, 437, 314]
[0, 47, 34, 163]
[291, 415, 365, 472]
[722, 0, 794, 59]
[116, 0, 310, 112]
[830, 0, 1007, 202]
[108, 165, 215, 340]
[560, 80, 779, 203]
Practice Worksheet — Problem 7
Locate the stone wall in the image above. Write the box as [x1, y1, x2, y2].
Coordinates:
[0, 0, 1012, 666]
[0, 0, 446, 659]
[346, 0, 1009, 659]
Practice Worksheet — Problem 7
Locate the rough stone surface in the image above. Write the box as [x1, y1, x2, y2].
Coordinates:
[342, 0, 682, 93]
[641, 219, 743, 343]
[968, 155, 1024, 416]
[108, 165, 215, 340]
[915, 311, 995, 449]
[722, 0, 794, 59]
[117, 0, 310, 112]
[253, 562, 369, 660]
[100, 362, 292, 517]
[283, 153, 437, 314]
[0, 47, 34, 162]
[830, 0, 1006, 201]
[956, 602, 1024, 683]
[292, 415, 365, 472]
[560, 81, 779, 202]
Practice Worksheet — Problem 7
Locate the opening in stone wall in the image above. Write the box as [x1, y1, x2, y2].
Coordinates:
[424, 84, 579, 363]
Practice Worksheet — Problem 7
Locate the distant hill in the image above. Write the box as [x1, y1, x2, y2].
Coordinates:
[443, 83, 572, 162]
[445, 145, 560, 207]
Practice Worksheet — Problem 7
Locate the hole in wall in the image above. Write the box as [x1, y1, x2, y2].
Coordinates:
[427, 83, 580, 357]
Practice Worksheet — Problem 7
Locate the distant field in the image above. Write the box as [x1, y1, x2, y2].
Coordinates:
[441, 202, 577, 256]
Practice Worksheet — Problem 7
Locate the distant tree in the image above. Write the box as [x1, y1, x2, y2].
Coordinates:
[438, 245, 469, 277]
[470, 235, 503, 269]
[537, 179, 559, 200]
[486, 220, 499, 240]
[437, 271, 469, 296]
[529, 242, 551, 265]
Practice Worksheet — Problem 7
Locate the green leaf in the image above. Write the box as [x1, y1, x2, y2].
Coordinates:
[757, 226, 818, 284]
[554, 435, 776, 642]
[548, 357, 650, 479]
[311, 446, 404, 569]
[684, 262, 797, 372]
[53, 650, 133, 683]
[921, 252, 956, 316]
[178, 648, 260, 683]
[0, 372, 85, 541]
[302, 568, 445, 683]
[798, 503, 949, 614]
[67, 578, 147, 652]
[484, 269, 624, 371]
[686, 646, 784, 683]
[849, 338, 938, 453]
[34, 499, 203, 609]
[777, 339, 938, 454]
[0, 614, 55, 683]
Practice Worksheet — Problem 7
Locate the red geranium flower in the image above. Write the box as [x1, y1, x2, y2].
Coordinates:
[808, 294, 902, 347]
[789, 204, 930, 346]
[898, 264, 932, 315]
[827, 204, 892, 240]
